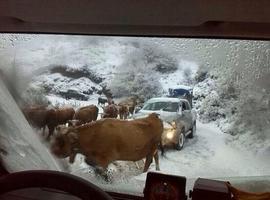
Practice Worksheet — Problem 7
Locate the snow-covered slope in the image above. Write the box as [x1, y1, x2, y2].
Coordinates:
[17, 36, 198, 104]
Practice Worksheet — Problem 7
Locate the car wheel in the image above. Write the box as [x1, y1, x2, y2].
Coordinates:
[188, 121, 196, 139]
[175, 129, 185, 150]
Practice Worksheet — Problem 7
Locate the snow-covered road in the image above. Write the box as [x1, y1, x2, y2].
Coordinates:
[154, 121, 270, 178]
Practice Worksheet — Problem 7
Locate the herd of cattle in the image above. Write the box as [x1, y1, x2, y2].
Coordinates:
[22, 96, 139, 140]
[21, 96, 162, 180]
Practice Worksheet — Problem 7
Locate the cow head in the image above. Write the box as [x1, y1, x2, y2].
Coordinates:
[50, 125, 78, 159]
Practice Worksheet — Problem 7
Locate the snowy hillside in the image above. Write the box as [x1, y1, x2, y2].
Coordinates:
[20, 37, 199, 104]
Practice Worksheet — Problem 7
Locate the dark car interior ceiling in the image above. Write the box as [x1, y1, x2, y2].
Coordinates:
[0, 0, 270, 39]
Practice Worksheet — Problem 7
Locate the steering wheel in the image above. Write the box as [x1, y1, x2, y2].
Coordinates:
[0, 170, 113, 200]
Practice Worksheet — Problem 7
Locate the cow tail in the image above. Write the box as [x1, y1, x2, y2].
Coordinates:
[159, 140, 165, 157]
[160, 119, 166, 157]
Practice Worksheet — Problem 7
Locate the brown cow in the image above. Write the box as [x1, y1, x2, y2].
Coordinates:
[46, 107, 75, 139]
[102, 104, 118, 118]
[118, 96, 139, 115]
[71, 105, 99, 126]
[22, 105, 50, 135]
[118, 104, 129, 119]
[23, 105, 75, 139]
[50, 113, 163, 179]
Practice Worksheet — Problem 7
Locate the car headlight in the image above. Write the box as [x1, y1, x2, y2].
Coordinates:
[166, 130, 175, 139]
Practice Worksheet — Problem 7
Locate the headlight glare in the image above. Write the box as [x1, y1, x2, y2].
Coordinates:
[166, 130, 174, 139]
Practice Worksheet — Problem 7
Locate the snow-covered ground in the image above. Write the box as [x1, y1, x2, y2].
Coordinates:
[158, 121, 269, 178]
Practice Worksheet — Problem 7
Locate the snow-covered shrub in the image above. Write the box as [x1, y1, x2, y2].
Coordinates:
[50, 65, 103, 84]
[143, 45, 178, 74]
[53, 100, 80, 109]
[193, 77, 216, 100]
[226, 85, 270, 153]
[195, 65, 209, 83]
[198, 90, 226, 122]
[214, 46, 270, 149]
[183, 67, 193, 85]
[109, 49, 162, 100]
[193, 75, 237, 126]
[125, 41, 179, 74]
[32, 72, 102, 101]
[130, 72, 162, 101]
[230, 83, 270, 139]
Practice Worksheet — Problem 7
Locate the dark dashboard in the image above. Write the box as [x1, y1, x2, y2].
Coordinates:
[0, 170, 234, 200]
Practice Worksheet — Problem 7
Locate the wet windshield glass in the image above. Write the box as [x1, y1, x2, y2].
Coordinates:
[143, 102, 179, 112]
[0, 34, 269, 195]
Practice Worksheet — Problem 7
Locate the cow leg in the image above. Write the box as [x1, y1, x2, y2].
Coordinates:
[153, 151, 160, 171]
[94, 166, 111, 182]
[85, 157, 105, 179]
[135, 161, 140, 169]
[94, 157, 112, 182]
[85, 157, 97, 167]
[69, 152, 77, 164]
[85, 156, 111, 182]
[42, 126, 46, 136]
[143, 154, 153, 173]
[47, 125, 55, 140]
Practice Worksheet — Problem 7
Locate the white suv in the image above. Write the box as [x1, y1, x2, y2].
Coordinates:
[133, 97, 197, 150]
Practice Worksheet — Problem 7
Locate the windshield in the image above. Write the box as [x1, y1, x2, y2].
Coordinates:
[0, 34, 269, 195]
[143, 102, 179, 112]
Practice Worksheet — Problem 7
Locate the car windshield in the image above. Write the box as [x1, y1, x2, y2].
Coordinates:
[0, 34, 269, 195]
[143, 102, 179, 112]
